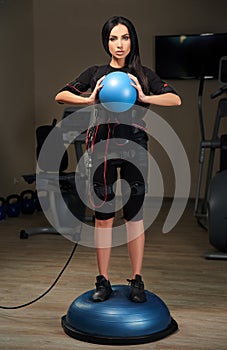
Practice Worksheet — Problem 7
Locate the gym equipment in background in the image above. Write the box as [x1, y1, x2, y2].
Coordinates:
[6, 194, 21, 217]
[20, 113, 88, 239]
[208, 169, 227, 256]
[194, 56, 227, 259]
[20, 190, 36, 215]
[99, 71, 137, 112]
[0, 197, 6, 220]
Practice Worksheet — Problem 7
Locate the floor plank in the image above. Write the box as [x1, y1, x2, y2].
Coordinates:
[0, 202, 226, 349]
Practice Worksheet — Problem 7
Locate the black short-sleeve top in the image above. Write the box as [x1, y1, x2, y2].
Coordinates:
[58, 64, 178, 108]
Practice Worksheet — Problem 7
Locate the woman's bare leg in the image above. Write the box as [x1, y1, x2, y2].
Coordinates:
[94, 217, 114, 280]
[125, 219, 146, 302]
[126, 219, 145, 278]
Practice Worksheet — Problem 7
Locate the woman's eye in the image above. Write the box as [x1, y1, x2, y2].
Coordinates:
[109, 36, 130, 42]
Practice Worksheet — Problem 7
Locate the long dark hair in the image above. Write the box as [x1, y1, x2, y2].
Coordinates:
[101, 16, 149, 94]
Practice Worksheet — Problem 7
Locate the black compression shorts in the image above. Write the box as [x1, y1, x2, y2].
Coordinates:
[90, 137, 148, 222]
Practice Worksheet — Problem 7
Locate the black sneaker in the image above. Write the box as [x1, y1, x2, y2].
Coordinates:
[92, 275, 112, 302]
[127, 274, 147, 303]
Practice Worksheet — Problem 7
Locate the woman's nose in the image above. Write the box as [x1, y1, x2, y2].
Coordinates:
[117, 39, 123, 48]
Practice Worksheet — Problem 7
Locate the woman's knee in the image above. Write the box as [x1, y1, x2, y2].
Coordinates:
[95, 217, 114, 228]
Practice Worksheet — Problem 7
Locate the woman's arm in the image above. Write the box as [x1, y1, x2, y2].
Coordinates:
[128, 73, 181, 106]
[55, 90, 92, 105]
[140, 92, 181, 106]
[55, 76, 105, 105]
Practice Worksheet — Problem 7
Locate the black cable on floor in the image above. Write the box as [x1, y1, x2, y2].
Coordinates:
[0, 242, 78, 309]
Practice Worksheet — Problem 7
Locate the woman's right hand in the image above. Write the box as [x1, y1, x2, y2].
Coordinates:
[87, 76, 106, 105]
[55, 76, 106, 106]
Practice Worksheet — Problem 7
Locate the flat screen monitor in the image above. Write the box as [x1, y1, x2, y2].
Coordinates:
[155, 33, 227, 79]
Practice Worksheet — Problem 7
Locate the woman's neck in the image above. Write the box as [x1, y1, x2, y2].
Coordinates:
[109, 57, 126, 68]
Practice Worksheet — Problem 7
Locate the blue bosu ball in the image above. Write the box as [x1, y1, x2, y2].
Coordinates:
[99, 72, 137, 112]
[61, 285, 178, 345]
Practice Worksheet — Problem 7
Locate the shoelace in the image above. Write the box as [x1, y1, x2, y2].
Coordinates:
[127, 278, 143, 288]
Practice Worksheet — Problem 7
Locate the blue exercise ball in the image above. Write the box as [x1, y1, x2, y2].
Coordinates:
[99, 72, 137, 112]
[61, 285, 178, 345]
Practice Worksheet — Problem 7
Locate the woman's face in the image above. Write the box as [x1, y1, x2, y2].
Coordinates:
[108, 24, 131, 62]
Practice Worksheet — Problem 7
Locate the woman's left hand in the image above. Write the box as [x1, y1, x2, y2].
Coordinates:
[128, 73, 147, 103]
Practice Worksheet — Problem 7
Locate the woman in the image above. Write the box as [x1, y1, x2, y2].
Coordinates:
[55, 16, 181, 303]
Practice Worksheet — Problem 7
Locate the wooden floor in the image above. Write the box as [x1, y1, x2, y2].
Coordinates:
[0, 201, 226, 350]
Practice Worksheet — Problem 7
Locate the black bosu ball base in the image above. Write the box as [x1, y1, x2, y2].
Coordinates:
[61, 285, 178, 345]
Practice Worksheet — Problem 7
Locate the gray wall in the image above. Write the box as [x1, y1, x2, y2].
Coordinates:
[1, 0, 227, 197]
[0, 0, 35, 196]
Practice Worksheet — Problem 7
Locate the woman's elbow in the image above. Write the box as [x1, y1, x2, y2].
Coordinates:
[55, 93, 64, 104]
[175, 95, 182, 106]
